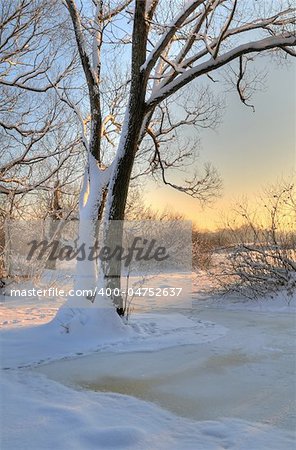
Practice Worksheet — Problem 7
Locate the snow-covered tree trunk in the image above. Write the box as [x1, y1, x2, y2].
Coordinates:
[71, 156, 108, 301]
[54, 155, 113, 328]
[102, 1, 148, 314]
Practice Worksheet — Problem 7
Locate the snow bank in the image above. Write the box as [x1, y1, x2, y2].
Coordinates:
[1, 371, 294, 450]
[0, 309, 227, 369]
[194, 290, 296, 313]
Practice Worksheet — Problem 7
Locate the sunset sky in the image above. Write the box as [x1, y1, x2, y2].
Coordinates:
[145, 60, 295, 231]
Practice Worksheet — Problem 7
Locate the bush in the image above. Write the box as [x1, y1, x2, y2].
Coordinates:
[216, 181, 296, 299]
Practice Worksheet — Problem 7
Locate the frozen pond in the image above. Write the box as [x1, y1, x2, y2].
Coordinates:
[35, 308, 296, 431]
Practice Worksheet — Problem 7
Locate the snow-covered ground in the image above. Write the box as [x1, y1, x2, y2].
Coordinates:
[2, 370, 294, 450]
[0, 271, 295, 449]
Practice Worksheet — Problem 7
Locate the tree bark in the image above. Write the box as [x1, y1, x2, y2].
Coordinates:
[103, 0, 148, 315]
[0, 219, 6, 293]
[45, 182, 62, 270]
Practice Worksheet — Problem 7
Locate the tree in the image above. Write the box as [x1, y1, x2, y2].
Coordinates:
[0, 0, 83, 283]
[3, 1, 296, 321]
[58, 0, 295, 317]
[0, 0, 84, 211]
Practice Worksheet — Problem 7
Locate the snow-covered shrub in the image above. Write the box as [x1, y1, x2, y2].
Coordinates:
[216, 181, 296, 299]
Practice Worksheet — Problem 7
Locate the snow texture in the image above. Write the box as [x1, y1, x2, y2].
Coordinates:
[0, 307, 226, 369]
[1, 271, 295, 450]
[1, 371, 294, 450]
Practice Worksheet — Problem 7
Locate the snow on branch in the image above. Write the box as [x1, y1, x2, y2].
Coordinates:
[147, 5, 295, 95]
[142, 0, 204, 74]
[64, 0, 96, 86]
[64, 0, 102, 162]
[146, 34, 296, 109]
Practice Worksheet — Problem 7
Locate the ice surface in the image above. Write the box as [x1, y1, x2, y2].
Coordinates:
[35, 308, 296, 431]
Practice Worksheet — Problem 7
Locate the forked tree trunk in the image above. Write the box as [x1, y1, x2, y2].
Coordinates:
[70, 1, 148, 316]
